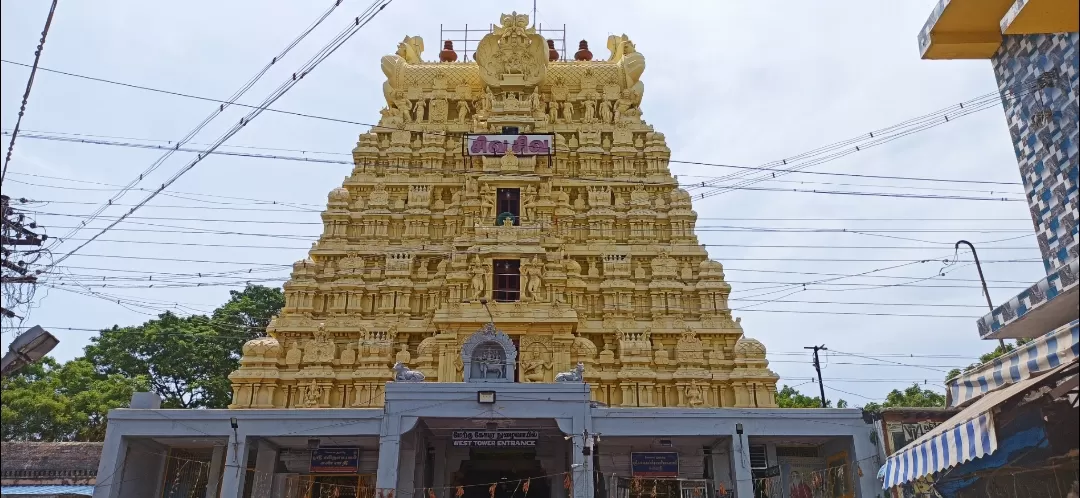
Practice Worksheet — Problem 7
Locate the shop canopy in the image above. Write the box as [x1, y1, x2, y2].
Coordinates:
[946, 320, 1078, 408]
[0, 485, 94, 496]
[879, 357, 1078, 490]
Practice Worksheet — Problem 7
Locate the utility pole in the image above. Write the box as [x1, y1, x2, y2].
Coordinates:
[804, 344, 828, 408]
[1, 195, 47, 325]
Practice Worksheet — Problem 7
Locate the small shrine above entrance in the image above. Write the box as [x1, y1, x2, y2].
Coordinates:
[462, 323, 517, 382]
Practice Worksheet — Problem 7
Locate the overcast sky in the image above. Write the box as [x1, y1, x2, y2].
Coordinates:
[1, 0, 1041, 405]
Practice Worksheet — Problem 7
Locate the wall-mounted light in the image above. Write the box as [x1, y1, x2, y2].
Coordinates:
[229, 417, 238, 430]
[477, 390, 496, 404]
[307, 438, 321, 450]
[736, 423, 744, 435]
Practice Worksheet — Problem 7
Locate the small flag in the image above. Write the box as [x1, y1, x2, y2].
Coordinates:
[563, 474, 572, 490]
[429, 489, 437, 498]
[489, 483, 497, 498]
[523, 479, 531, 494]
[456, 487, 465, 498]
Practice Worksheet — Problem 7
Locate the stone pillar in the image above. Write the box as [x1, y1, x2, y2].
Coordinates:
[220, 436, 249, 498]
[205, 445, 227, 498]
[570, 415, 595, 498]
[851, 431, 880, 497]
[251, 439, 279, 497]
[376, 416, 403, 493]
[729, 427, 752, 498]
[93, 428, 128, 498]
[397, 431, 418, 498]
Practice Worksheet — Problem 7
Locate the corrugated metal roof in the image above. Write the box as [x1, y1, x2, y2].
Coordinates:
[0, 485, 94, 496]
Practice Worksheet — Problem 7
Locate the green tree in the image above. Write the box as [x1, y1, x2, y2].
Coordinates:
[862, 383, 946, 414]
[84, 285, 284, 409]
[944, 339, 1032, 382]
[775, 384, 846, 408]
[1, 358, 147, 441]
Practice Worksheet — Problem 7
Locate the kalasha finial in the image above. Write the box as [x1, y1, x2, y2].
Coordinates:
[547, 39, 559, 62]
[574, 40, 593, 61]
[439, 40, 458, 62]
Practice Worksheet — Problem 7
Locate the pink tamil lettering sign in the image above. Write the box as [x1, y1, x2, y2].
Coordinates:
[465, 134, 553, 156]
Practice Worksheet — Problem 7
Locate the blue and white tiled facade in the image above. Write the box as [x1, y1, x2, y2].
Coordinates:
[976, 258, 1078, 338]
[992, 33, 1080, 275]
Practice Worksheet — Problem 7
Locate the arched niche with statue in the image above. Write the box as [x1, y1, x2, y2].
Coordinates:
[461, 323, 517, 382]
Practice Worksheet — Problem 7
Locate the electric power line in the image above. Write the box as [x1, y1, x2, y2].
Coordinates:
[0, 59, 1027, 192]
[42, 0, 395, 270]
[1, 135, 1029, 203]
[39, 0, 361, 250]
[2, 131, 1028, 194]
[0, 0, 59, 186]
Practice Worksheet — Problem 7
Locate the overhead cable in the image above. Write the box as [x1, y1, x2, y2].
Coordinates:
[44, 0, 395, 269]
[43, 0, 353, 251]
[1, 0, 60, 185]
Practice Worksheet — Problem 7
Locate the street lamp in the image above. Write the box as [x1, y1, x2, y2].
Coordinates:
[955, 240, 1007, 349]
[1, 325, 58, 377]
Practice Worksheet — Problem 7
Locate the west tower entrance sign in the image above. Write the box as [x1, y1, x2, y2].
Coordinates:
[451, 429, 540, 447]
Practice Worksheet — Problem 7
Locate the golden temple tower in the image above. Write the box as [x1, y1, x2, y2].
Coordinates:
[229, 13, 779, 409]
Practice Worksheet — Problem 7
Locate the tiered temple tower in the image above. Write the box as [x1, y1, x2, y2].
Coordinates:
[229, 13, 779, 409]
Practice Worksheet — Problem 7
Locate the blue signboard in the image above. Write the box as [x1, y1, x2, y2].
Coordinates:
[310, 447, 360, 474]
[631, 452, 679, 477]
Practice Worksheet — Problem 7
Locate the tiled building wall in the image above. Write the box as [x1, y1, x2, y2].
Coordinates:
[992, 33, 1080, 274]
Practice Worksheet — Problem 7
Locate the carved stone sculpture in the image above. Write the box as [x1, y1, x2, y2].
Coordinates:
[228, 12, 779, 410]
[392, 362, 425, 382]
[555, 362, 585, 382]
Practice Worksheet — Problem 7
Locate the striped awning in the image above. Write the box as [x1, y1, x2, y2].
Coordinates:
[947, 319, 1079, 407]
[880, 357, 1078, 489]
[0, 485, 94, 496]
[879, 412, 997, 489]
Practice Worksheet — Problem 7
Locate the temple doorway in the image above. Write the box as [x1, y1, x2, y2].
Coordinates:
[456, 448, 551, 498]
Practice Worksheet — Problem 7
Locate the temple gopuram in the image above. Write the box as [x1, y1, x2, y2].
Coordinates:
[228, 12, 779, 410]
[96, 15, 887, 498]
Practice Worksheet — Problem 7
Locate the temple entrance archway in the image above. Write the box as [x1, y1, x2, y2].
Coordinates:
[456, 448, 551, 498]
[421, 417, 568, 498]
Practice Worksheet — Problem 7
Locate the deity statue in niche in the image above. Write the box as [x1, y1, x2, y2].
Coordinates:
[303, 324, 336, 363]
[583, 99, 597, 123]
[480, 187, 496, 219]
[599, 99, 613, 124]
[482, 88, 495, 114]
[523, 256, 544, 301]
[302, 380, 322, 408]
[687, 380, 705, 407]
[469, 257, 487, 300]
[455, 100, 471, 124]
[519, 348, 549, 382]
[395, 94, 412, 123]
[396, 343, 412, 365]
[413, 98, 427, 122]
[285, 341, 302, 366]
[562, 101, 575, 123]
[340, 344, 356, 365]
[547, 100, 559, 123]
[564, 255, 582, 276]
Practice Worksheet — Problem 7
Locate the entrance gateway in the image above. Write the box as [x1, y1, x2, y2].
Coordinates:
[391, 324, 585, 498]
